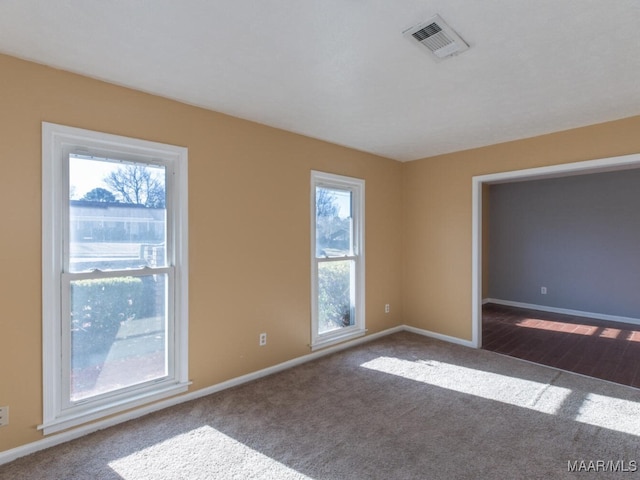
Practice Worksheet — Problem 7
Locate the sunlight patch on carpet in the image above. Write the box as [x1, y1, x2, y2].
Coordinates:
[360, 356, 640, 436]
[575, 393, 640, 436]
[360, 356, 572, 415]
[108, 425, 311, 479]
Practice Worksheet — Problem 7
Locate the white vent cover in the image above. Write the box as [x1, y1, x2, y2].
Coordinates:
[403, 15, 469, 59]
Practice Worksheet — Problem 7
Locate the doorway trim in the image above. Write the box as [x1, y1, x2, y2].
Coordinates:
[471, 152, 640, 348]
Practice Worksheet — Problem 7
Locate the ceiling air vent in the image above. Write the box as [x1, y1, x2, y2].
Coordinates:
[403, 14, 469, 59]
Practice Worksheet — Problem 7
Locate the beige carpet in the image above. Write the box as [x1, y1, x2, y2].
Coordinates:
[1, 331, 639, 479]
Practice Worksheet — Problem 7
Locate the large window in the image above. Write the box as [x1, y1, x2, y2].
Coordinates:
[311, 171, 365, 350]
[41, 123, 189, 434]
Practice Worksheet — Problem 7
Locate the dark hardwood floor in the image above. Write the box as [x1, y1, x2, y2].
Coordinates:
[482, 303, 640, 389]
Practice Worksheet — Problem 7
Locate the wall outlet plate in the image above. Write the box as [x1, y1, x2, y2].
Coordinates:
[0, 406, 8, 427]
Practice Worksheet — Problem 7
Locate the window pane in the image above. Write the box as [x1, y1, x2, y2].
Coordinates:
[316, 187, 352, 257]
[70, 274, 168, 402]
[317, 260, 355, 334]
[69, 155, 167, 272]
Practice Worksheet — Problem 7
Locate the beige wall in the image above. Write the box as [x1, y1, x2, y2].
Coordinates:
[0, 53, 403, 452]
[402, 115, 640, 341]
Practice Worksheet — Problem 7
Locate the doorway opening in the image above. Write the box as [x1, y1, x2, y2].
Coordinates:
[471, 152, 640, 349]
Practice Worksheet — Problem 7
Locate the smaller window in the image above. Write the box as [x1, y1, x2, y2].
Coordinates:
[311, 171, 365, 350]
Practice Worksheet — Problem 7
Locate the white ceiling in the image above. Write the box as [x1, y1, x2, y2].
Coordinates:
[1, 1, 639, 161]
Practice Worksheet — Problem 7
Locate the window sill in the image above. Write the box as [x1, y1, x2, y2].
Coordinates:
[310, 328, 366, 351]
[38, 381, 190, 435]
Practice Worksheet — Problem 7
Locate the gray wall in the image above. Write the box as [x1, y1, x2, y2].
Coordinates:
[488, 169, 640, 319]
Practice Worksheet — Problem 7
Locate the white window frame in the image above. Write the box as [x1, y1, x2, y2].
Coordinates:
[41, 122, 189, 435]
[311, 171, 365, 350]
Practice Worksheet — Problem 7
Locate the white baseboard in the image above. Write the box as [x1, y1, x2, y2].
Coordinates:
[0, 324, 474, 465]
[403, 325, 475, 348]
[185, 325, 405, 403]
[0, 325, 408, 466]
[484, 298, 640, 327]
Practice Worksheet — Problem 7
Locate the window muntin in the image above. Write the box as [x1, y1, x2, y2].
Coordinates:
[311, 172, 364, 349]
[42, 123, 189, 434]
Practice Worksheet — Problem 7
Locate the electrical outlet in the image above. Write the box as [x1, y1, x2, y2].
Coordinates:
[0, 406, 8, 427]
[385, 304, 390, 314]
[541, 287, 547, 295]
[259, 333, 267, 346]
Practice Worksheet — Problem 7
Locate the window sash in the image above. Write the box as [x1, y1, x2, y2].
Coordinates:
[63, 149, 174, 273]
[60, 267, 175, 410]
